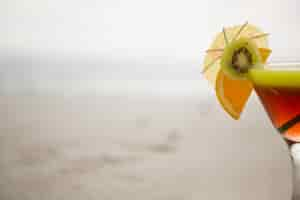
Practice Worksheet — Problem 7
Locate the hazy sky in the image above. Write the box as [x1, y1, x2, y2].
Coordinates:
[0, 0, 299, 94]
[1, 0, 299, 62]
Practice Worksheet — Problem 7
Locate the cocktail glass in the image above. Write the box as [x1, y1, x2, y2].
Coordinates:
[248, 63, 300, 200]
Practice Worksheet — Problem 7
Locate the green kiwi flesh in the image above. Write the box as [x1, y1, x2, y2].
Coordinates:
[220, 37, 262, 80]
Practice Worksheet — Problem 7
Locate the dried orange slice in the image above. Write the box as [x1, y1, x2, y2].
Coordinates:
[203, 22, 269, 87]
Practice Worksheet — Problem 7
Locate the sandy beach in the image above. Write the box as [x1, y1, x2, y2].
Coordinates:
[0, 93, 292, 200]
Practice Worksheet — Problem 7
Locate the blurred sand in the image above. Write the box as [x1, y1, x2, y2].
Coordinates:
[0, 94, 292, 200]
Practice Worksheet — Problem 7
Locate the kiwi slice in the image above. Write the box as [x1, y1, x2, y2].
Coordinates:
[221, 37, 262, 80]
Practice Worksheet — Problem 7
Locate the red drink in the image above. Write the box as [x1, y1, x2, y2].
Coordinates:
[249, 68, 300, 143]
[255, 86, 300, 142]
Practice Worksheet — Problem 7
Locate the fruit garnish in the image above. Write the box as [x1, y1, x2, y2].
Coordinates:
[221, 37, 262, 79]
[202, 22, 271, 119]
